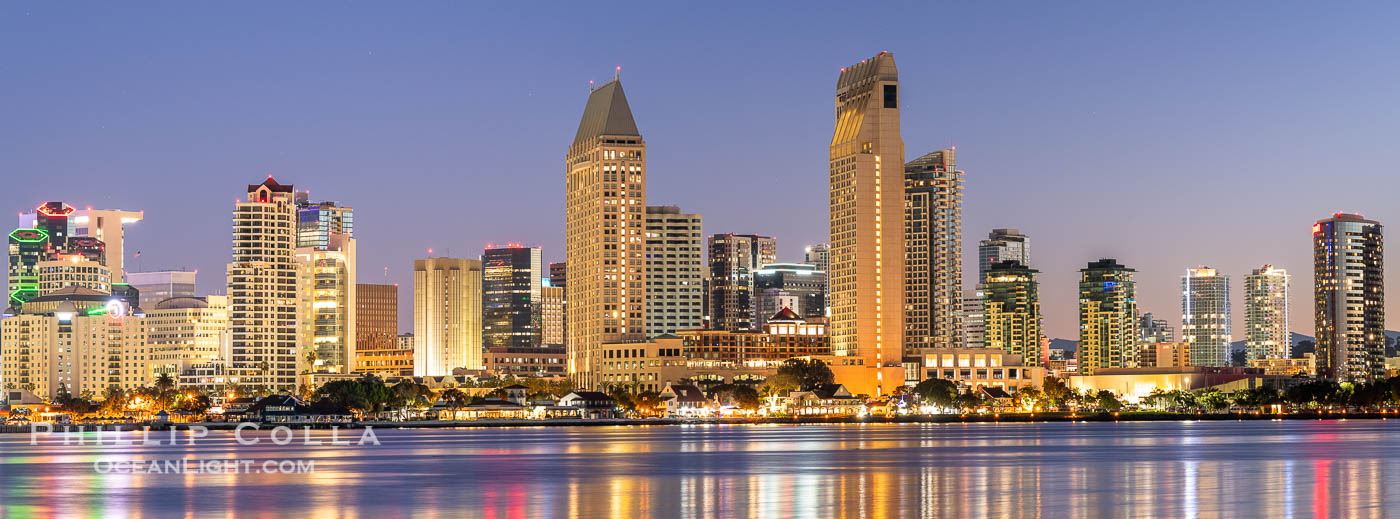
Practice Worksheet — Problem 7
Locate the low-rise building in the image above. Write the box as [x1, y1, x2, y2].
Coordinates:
[484, 346, 567, 378]
[557, 391, 618, 419]
[905, 348, 1043, 391]
[659, 382, 713, 417]
[1069, 366, 1287, 404]
[786, 384, 862, 416]
[678, 309, 829, 363]
[1247, 354, 1315, 376]
[1138, 342, 1190, 368]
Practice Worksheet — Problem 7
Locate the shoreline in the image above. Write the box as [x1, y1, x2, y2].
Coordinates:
[3, 411, 1395, 434]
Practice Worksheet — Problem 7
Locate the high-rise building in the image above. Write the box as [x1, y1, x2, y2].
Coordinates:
[145, 296, 230, 381]
[7, 228, 50, 311]
[413, 257, 482, 376]
[354, 283, 409, 376]
[1244, 265, 1290, 362]
[903, 148, 964, 351]
[708, 234, 777, 331]
[565, 78, 647, 389]
[541, 285, 565, 346]
[295, 195, 354, 249]
[1313, 213, 1384, 380]
[125, 270, 197, 309]
[978, 229, 1030, 282]
[296, 231, 356, 375]
[1182, 266, 1231, 367]
[804, 243, 830, 310]
[828, 52, 906, 395]
[228, 178, 302, 391]
[482, 245, 542, 348]
[961, 289, 985, 348]
[644, 206, 703, 337]
[1, 287, 145, 399]
[982, 261, 1043, 366]
[19, 203, 142, 281]
[1078, 259, 1139, 375]
[37, 255, 112, 295]
[549, 262, 567, 290]
[752, 263, 826, 328]
[1139, 312, 1174, 343]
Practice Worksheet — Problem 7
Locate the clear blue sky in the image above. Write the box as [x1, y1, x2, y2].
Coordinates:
[4, 2, 1400, 338]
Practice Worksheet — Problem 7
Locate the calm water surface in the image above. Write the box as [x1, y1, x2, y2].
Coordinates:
[2, 420, 1399, 518]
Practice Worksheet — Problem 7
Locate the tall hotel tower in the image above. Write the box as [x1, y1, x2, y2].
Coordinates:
[1244, 265, 1290, 361]
[1078, 259, 1139, 375]
[829, 52, 905, 395]
[413, 257, 482, 376]
[903, 149, 963, 351]
[565, 77, 646, 389]
[228, 178, 301, 391]
[1182, 266, 1231, 367]
[1313, 213, 1384, 380]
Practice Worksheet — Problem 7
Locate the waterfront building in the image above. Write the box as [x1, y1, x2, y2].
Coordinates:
[354, 283, 410, 376]
[125, 270, 197, 309]
[483, 346, 567, 378]
[904, 348, 1044, 391]
[1247, 354, 1315, 376]
[644, 206, 704, 337]
[752, 263, 825, 328]
[1078, 259, 1139, 375]
[1068, 366, 1282, 404]
[828, 52, 906, 395]
[1313, 213, 1385, 380]
[541, 285, 565, 346]
[981, 261, 1043, 366]
[228, 178, 302, 391]
[145, 296, 230, 381]
[977, 229, 1030, 282]
[1182, 266, 1231, 367]
[414, 257, 482, 376]
[708, 233, 777, 331]
[481, 245, 542, 348]
[903, 148, 963, 351]
[296, 233, 356, 374]
[565, 77, 647, 390]
[1244, 265, 1290, 361]
[0, 287, 145, 399]
[678, 308, 831, 364]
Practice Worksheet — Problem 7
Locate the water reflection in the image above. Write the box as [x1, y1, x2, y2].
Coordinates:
[2, 421, 1398, 517]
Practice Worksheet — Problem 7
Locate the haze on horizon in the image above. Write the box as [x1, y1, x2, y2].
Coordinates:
[4, 2, 1399, 339]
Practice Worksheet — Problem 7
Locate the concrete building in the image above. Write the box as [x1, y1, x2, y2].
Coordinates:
[1, 287, 145, 399]
[678, 308, 831, 364]
[19, 204, 143, 282]
[905, 348, 1043, 392]
[296, 233, 356, 374]
[1078, 259, 1139, 375]
[752, 263, 825, 328]
[1182, 266, 1231, 367]
[1248, 354, 1315, 376]
[828, 52, 906, 396]
[481, 245, 542, 348]
[1069, 367, 1282, 404]
[354, 283, 409, 376]
[541, 285, 565, 346]
[977, 229, 1030, 283]
[1139, 312, 1174, 343]
[1313, 213, 1385, 381]
[37, 255, 112, 295]
[294, 196, 354, 249]
[962, 289, 985, 348]
[1244, 265, 1290, 361]
[903, 148, 963, 351]
[227, 178, 303, 391]
[483, 346, 566, 378]
[1138, 342, 1190, 368]
[708, 233, 777, 331]
[981, 261, 1043, 366]
[145, 296, 230, 381]
[565, 78, 647, 390]
[804, 243, 830, 308]
[548, 262, 566, 290]
[644, 206, 703, 337]
[125, 270, 197, 309]
[413, 258, 482, 376]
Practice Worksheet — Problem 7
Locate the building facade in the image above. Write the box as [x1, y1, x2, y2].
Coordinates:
[145, 296, 230, 381]
[981, 261, 1043, 366]
[903, 148, 963, 352]
[227, 178, 302, 391]
[296, 233, 356, 374]
[18, 204, 143, 283]
[541, 285, 565, 347]
[1244, 265, 1290, 361]
[804, 243, 830, 307]
[708, 234, 777, 331]
[1139, 312, 1174, 343]
[1181, 266, 1231, 367]
[481, 245, 542, 349]
[413, 258, 482, 376]
[354, 283, 409, 375]
[125, 270, 197, 309]
[752, 263, 826, 328]
[1, 288, 146, 399]
[1313, 213, 1385, 380]
[828, 52, 906, 396]
[977, 229, 1030, 283]
[1078, 259, 1139, 375]
[565, 78, 647, 390]
[644, 206, 703, 337]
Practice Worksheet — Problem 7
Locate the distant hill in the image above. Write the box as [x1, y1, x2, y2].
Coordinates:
[1229, 332, 1314, 352]
[1048, 338, 1078, 353]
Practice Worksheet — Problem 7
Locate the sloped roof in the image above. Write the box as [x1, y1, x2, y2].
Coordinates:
[247, 177, 294, 194]
[572, 80, 640, 147]
[769, 306, 802, 322]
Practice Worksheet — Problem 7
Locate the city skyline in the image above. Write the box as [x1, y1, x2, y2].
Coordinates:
[6, 4, 1400, 339]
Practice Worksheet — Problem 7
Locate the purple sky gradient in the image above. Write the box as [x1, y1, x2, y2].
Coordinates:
[4, 3, 1400, 337]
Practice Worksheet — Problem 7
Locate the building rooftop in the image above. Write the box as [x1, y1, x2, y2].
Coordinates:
[572, 80, 639, 147]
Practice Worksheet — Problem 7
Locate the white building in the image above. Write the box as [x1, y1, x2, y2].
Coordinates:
[1182, 266, 1231, 367]
[1244, 265, 1289, 361]
[644, 206, 703, 337]
[227, 178, 302, 391]
[413, 258, 482, 376]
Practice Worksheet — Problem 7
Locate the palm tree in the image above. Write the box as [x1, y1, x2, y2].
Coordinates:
[440, 389, 468, 420]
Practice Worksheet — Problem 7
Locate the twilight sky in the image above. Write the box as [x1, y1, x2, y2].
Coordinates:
[4, 3, 1400, 338]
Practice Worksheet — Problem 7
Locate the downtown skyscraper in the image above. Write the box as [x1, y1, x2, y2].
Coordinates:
[1313, 213, 1385, 380]
[565, 78, 646, 389]
[1182, 266, 1230, 367]
[1244, 265, 1290, 361]
[481, 245, 542, 348]
[982, 261, 1043, 366]
[644, 206, 703, 337]
[828, 52, 905, 395]
[228, 178, 301, 390]
[707, 233, 776, 331]
[977, 229, 1030, 282]
[413, 257, 482, 376]
[294, 195, 356, 374]
[1078, 259, 1139, 375]
[903, 148, 963, 351]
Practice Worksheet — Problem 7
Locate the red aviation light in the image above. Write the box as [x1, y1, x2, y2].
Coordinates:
[1312, 223, 1322, 234]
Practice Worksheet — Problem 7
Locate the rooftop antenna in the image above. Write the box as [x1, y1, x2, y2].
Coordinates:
[383, 266, 389, 285]
[615, 66, 621, 81]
